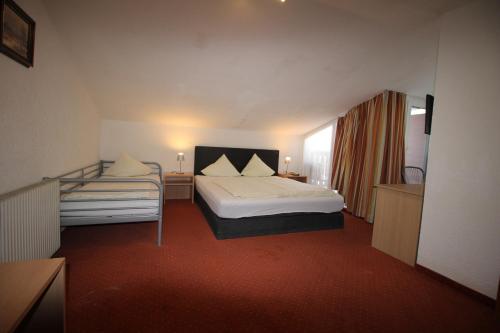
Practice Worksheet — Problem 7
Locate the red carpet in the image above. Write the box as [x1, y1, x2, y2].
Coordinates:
[56, 200, 497, 333]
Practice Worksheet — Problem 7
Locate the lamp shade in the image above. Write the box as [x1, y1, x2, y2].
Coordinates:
[177, 152, 185, 161]
[284, 156, 291, 164]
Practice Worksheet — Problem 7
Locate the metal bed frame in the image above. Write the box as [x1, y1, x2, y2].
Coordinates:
[50, 160, 163, 246]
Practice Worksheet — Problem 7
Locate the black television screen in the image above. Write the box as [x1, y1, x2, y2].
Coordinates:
[425, 94, 434, 135]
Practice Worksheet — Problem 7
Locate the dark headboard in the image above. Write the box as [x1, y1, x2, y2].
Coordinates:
[194, 146, 279, 176]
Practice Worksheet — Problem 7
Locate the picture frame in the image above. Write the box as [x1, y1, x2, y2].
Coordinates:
[0, 0, 35, 67]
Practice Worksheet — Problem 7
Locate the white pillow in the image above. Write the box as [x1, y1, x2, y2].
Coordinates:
[201, 154, 240, 177]
[103, 153, 152, 177]
[241, 154, 275, 177]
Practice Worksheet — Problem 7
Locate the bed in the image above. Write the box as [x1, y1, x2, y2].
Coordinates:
[194, 146, 344, 239]
[52, 160, 163, 246]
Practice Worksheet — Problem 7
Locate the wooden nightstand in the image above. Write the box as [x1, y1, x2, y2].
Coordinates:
[277, 173, 308, 183]
[164, 172, 194, 203]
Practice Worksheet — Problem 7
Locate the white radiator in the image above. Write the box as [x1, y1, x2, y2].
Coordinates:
[0, 179, 60, 263]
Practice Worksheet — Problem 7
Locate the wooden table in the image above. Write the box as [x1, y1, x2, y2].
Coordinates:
[372, 184, 424, 266]
[164, 172, 194, 203]
[277, 173, 308, 183]
[0, 258, 66, 333]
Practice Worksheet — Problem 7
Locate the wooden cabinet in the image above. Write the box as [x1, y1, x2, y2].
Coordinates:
[277, 173, 308, 183]
[0, 258, 66, 333]
[372, 184, 424, 266]
[164, 172, 194, 203]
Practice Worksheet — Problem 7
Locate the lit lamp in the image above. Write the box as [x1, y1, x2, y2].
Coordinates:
[284, 156, 291, 174]
[176, 152, 185, 174]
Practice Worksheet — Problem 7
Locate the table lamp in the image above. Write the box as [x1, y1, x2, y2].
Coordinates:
[284, 156, 291, 174]
[177, 152, 185, 174]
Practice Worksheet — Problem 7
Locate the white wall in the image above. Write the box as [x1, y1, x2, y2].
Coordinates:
[100, 120, 304, 174]
[0, 0, 100, 195]
[417, 0, 500, 299]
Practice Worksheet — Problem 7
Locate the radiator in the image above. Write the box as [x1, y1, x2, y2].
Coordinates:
[0, 179, 60, 263]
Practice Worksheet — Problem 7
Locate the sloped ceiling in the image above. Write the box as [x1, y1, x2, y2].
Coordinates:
[43, 0, 469, 134]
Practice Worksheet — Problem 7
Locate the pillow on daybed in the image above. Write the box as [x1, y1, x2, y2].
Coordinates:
[241, 154, 275, 177]
[201, 154, 240, 177]
[103, 153, 152, 177]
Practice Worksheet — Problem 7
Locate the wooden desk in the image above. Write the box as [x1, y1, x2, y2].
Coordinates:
[164, 172, 194, 203]
[372, 184, 424, 266]
[0, 258, 66, 333]
[277, 173, 308, 183]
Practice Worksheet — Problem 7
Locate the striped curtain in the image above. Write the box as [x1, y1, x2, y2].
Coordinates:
[331, 90, 406, 222]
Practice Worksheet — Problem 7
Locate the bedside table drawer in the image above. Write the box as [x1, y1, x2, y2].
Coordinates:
[277, 173, 308, 183]
[166, 176, 192, 183]
[165, 184, 192, 200]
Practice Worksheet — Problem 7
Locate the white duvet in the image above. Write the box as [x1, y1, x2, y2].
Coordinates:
[212, 176, 337, 199]
[195, 176, 345, 218]
[62, 174, 161, 201]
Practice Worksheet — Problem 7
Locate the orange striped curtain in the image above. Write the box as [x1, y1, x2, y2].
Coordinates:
[331, 90, 406, 222]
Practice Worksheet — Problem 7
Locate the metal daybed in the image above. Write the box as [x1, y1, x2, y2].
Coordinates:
[52, 160, 163, 245]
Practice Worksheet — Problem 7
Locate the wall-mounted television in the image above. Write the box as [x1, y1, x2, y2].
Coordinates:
[425, 94, 434, 135]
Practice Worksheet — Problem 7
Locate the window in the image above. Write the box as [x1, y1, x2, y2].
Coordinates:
[405, 106, 427, 170]
[303, 125, 334, 188]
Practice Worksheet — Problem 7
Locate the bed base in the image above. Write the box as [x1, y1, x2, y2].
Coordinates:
[49, 161, 164, 246]
[195, 191, 344, 240]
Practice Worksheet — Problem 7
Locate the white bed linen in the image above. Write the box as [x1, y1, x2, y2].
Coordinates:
[61, 174, 160, 217]
[62, 174, 160, 200]
[195, 176, 344, 219]
[212, 176, 338, 198]
[60, 200, 159, 217]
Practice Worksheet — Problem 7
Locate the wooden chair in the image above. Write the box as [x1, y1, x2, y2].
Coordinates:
[402, 166, 425, 184]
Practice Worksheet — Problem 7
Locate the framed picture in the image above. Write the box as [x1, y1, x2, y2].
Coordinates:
[0, 0, 35, 67]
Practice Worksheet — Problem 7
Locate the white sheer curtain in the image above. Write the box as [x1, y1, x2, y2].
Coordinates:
[303, 124, 334, 188]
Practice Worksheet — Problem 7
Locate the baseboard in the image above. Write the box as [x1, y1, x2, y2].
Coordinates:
[497, 277, 500, 319]
[415, 264, 496, 308]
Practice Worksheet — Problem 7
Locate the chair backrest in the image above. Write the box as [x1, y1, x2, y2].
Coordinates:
[402, 166, 425, 184]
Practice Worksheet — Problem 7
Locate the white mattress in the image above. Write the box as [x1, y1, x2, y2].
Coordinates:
[195, 176, 344, 219]
[61, 174, 160, 218]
